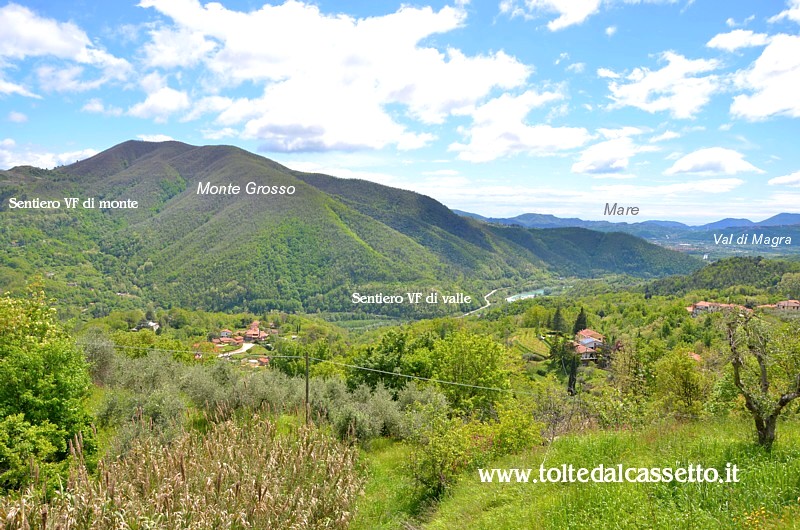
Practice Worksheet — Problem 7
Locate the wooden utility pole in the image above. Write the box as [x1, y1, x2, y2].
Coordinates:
[304, 347, 310, 424]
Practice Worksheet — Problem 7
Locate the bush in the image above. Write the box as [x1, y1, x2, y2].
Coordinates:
[0, 414, 64, 491]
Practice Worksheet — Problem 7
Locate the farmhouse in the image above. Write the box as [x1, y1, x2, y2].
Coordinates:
[686, 301, 750, 317]
[776, 300, 800, 310]
[574, 328, 605, 362]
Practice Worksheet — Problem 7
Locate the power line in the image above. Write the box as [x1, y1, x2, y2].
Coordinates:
[309, 357, 525, 395]
[106, 344, 533, 397]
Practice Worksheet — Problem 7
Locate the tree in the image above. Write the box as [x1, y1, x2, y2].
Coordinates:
[572, 307, 588, 335]
[552, 306, 566, 334]
[432, 331, 509, 413]
[0, 289, 93, 490]
[654, 349, 707, 417]
[725, 313, 800, 449]
[778, 272, 800, 299]
[548, 336, 580, 395]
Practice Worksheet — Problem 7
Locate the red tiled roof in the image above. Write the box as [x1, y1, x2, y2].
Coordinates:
[577, 329, 604, 341]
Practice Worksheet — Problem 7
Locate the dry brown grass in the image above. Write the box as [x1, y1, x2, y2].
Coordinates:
[0, 413, 364, 529]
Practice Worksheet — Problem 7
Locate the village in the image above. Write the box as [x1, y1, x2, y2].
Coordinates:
[195, 319, 300, 367]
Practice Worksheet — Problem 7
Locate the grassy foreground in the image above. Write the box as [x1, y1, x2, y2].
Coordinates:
[0, 413, 364, 529]
[354, 418, 800, 530]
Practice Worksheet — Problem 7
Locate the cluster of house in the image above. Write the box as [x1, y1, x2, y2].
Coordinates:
[686, 300, 800, 317]
[686, 301, 751, 317]
[211, 320, 277, 347]
[574, 328, 605, 362]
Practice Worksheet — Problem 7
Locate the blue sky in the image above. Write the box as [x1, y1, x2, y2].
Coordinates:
[1, 0, 799, 223]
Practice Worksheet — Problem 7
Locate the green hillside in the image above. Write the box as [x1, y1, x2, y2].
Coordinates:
[1, 140, 702, 317]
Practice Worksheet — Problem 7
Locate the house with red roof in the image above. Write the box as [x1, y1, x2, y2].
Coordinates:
[687, 301, 751, 317]
[776, 300, 800, 310]
[573, 328, 605, 362]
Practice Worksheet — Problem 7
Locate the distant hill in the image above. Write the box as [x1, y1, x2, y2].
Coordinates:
[1, 140, 702, 317]
[698, 218, 755, 230]
[647, 256, 800, 296]
[455, 210, 800, 232]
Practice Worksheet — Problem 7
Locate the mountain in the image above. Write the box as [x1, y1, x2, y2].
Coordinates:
[698, 218, 755, 230]
[1, 140, 702, 317]
[759, 213, 800, 227]
[455, 210, 800, 232]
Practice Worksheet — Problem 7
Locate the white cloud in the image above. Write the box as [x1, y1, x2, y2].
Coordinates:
[605, 25, 617, 36]
[182, 96, 233, 122]
[0, 141, 97, 169]
[598, 126, 644, 139]
[136, 134, 175, 142]
[664, 147, 763, 176]
[139, 0, 529, 151]
[7, 111, 27, 123]
[499, 0, 602, 31]
[81, 98, 123, 116]
[0, 77, 40, 98]
[767, 171, 800, 187]
[768, 0, 800, 24]
[726, 15, 755, 28]
[129, 87, 190, 122]
[0, 3, 130, 95]
[730, 34, 800, 120]
[128, 73, 190, 123]
[572, 136, 657, 174]
[593, 178, 744, 198]
[597, 67, 620, 79]
[649, 130, 680, 142]
[201, 127, 238, 140]
[706, 30, 770, 52]
[142, 26, 218, 68]
[566, 62, 586, 73]
[606, 52, 720, 119]
[447, 89, 592, 162]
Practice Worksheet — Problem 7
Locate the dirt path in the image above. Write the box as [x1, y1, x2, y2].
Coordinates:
[461, 288, 498, 317]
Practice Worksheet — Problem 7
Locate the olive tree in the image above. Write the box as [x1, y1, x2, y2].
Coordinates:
[725, 313, 800, 449]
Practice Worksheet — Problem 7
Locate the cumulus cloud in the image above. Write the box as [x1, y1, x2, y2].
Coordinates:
[597, 67, 620, 79]
[81, 98, 123, 116]
[663, 147, 763, 176]
[730, 34, 800, 120]
[767, 171, 800, 187]
[0, 3, 130, 95]
[499, 0, 602, 31]
[605, 26, 617, 36]
[706, 30, 770, 52]
[566, 62, 586, 73]
[447, 89, 592, 162]
[768, 0, 800, 24]
[0, 139, 97, 169]
[605, 52, 720, 119]
[572, 136, 657, 175]
[136, 134, 175, 142]
[138, 0, 529, 152]
[128, 73, 190, 123]
[649, 130, 680, 142]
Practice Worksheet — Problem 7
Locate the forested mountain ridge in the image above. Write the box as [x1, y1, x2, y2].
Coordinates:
[1, 140, 701, 317]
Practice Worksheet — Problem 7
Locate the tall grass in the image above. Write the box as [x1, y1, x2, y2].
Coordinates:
[0, 412, 364, 529]
[424, 418, 800, 529]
